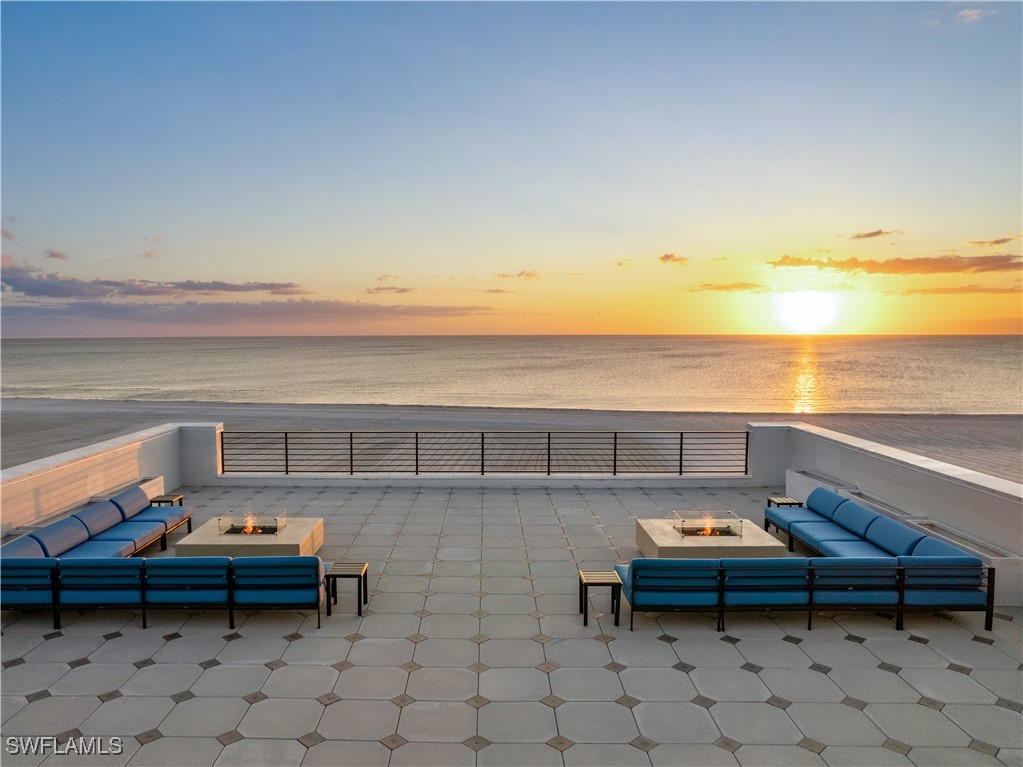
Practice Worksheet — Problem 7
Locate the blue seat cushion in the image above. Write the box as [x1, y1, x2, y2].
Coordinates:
[108, 487, 151, 520]
[130, 506, 191, 530]
[902, 589, 987, 606]
[0, 558, 58, 604]
[92, 520, 166, 550]
[863, 516, 926, 557]
[724, 590, 809, 606]
[765, 506, 828, 532]
[28, 517, 91, 557]
[789, 521, 862, 549]
[831, 502, 882, 537]
[817, 540, 890, 558]
[805, 488, 848, 520]
[59, 539, 136, 558]
[233, 588, 323, 605]
[71, 501, 125, 537]
[1, 536, 47, 558]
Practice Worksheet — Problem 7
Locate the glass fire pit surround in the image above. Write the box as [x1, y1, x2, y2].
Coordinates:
[636, 511, 786, 558]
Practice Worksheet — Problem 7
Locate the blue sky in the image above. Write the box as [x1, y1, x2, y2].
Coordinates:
[2, 2, 1020, 336]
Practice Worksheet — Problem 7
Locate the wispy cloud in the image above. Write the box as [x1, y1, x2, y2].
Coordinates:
[45, 250, 69, 260]
[849, 229, 902, 240]
[967, 234, 1021, 247]
[688, 282, 770, 293]
[496, 270, 539, 279]
[615, 259, 633, 268]
[892, 284, 1022, 296]
[138, 250, 161, 259]
[958, 7, 997, 23]
[367, 286, 414, 294]
[484, 288, 513, 294]
[659, 254, 688, 265]
[376, 274, 399, 282]
[767, 254, 1022, 275]
[143, 235, 163, 244]
[1, 228, 14, 240]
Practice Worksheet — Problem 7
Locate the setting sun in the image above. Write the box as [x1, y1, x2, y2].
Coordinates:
[773, 291, 843, 334]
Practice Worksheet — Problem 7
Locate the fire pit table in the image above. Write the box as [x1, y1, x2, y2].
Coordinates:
[175, 513, 324, 557]
[635, 511, 787, 559]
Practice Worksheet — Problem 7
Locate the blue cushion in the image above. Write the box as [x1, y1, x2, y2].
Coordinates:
[809, 557, 900, 605]
[130, 507, 191, 530]
[764, 506, 828, 532]
[145, 557, 231, 604]
[902, 589, 987, 606]
[789, 521, 862, 549]
[71, 501, 125, 537]
[0, 558, 58, 605]
[59, 539, 136, 558]
[817, 540, 889, 558]
[805, 488, 848, 520]
[1, 536, 47, 558]
[863, 516, 926, 557]
[58, 559, 144, 605]
[910, 537, 971, 558]
[722, 558, 808, 597]
[233, 587, 323, 605]
[898, 556, 985, 591]
[724, 590, 808, 606]
[108, 487, 151, 520]
[614, 559, 721, 608]
[831, 502, 882, 537]
[92, 520, 166, 550]
[28, 518, 91, 557]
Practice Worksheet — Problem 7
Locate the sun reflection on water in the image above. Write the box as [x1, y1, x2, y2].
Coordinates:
[790, 343, 823, 413]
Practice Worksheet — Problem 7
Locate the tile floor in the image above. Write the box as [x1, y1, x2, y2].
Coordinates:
[2, 485, 1020, 766]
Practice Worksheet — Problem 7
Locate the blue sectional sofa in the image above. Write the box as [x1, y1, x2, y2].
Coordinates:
[615, 488, 994, 632]
[0, 555, 327, 630]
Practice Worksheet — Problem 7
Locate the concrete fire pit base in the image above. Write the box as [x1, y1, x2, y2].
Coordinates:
[175, 517, 324, 557]
[635, 518, 787, 559]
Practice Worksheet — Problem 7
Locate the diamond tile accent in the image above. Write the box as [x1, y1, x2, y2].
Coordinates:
[317, 693, 341, 706]
[418, 589, 434, 597]
[26, 690, 51, 702]
[68, 657, 91, 669]
[972, 635, 995, 645]
[595, 634, 616, 644]
[605, 662, 627, 673]
[844, 634, 866, 644]
[170, 690, 195, 703]
[720, 635, 741, 644]
[244, 691, 268, 704]
[55, 729, 82, 744]
[380, 734, 408, 750]
[798, 737, 826, 754]
[299, 732, 326, 748]
[2, 658, 25, 669]
[466, 695, 490, 709]
[332, 661, 354, 672]
[996, 698, 1023, 712]
[994, 611, 1014, 622]
[767, 695, 791, 709]
[532, 634, 552, 644]
[883, 738, 912, 756]
[546, 736, 574, 752]
[102, 631, 123, 641]
[528, 591, 543, 598]
[673, 661, 695, 673]
[948, 663, 972, 675]
[473, 590, 488, 597]
[463, 735, 491, 752]
[878, 662, 902, 673]
[969, 739, 999, 756]
[414, 610, 432, 617]
[616, 694, 640, 708]
[714, 736, 741, 752]
[908, 635, 930, 645]
[535, 662, 558, 673]
[218, 731, 244, 747]
[162, 632, 182, 642]
[843, 696, 867, 710]
[390, 694, 416, 707]
[399, 661, 422, 673]
[471, 610, 489, 619]
[223, 632, 243, 641]
[782, 635, 803, 645]
[136, 729, 163, 745]
[197, 659, 220, 669]
[540, 695, 565, 708]
[407, 634, 428, 643]
[741, 662, 764, 673]
[346, 633, 365, 643]
[265, 659, 287, 670]
[810, 663, 832, 674]
[529, 610, 546, 619]
[657, 634, 678, 643]
[43, 631, 63, 640]
[468, 663, 490, 674]
[284, 633, 304, 642]
[692, 695, 716, 708]
[470, 634, 489, 644]
[630, 736, 659, 752]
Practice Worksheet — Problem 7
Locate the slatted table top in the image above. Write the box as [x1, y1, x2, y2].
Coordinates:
[578, 570, 622, 585]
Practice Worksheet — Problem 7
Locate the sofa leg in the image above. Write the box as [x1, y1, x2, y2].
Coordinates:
[629, 609, 634, 631]
[187, 519, 193, 533]
[807, 608, 813, 631]
[228, 607, 235, 630]
[763, 520, 770, 531]
[984, 606, 993, 632]
[316, 605, 321, 630]
[52, 607, 61, 631]
[788, 534, 794, 552]
[160, 533, 168, 551]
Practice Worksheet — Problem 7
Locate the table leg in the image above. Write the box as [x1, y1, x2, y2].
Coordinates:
[613, 585, 621, 627]
[582, 584, 590, 626]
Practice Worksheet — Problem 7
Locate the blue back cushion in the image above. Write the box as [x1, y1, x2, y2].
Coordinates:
[910, 537, 970, 558]
[805, 488, 847, 520]
[0, 558, 58, 604]
[722, 558, 808, 589]
[231, 556, 324, 604]
[1, 535, 47, 558]
[863, 516, 926, 556]
[831, 502, 882, 537]
[108, 487, 151, 520]
[625, 558, 721, 606]
[28, 517, 90, 557]
[72, 501, 125, 537]
[146, 557, 231, 604]
[58, 558, 145, 605]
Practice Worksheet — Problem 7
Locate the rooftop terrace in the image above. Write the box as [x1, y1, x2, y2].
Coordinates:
[3, 483, 1021, 767]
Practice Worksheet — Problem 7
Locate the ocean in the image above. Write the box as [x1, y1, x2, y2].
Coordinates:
[1, 336, 1020, 414]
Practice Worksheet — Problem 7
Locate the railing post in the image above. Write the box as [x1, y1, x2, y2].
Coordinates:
[679, 432, 685, 476]
[415, 432, 420, 476]
[547, 432, 552, 475]
[744, 431, 750, 475]
[349, 432, 354, 475]
[284, 432, 290, 475]
[480, 432, 485, 476]
[613, 432, 618, 476]
[220, 432, 226, 474]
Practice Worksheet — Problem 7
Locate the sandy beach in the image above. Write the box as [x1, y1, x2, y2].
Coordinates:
[2, 398, 1020, 481]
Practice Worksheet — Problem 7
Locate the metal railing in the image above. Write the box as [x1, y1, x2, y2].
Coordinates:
[220, 431, 750, 476]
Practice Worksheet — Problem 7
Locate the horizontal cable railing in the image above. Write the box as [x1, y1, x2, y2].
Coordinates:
[221, 431, 749, 476]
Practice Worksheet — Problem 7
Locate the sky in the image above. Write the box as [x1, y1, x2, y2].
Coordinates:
[1, 1, 1021, 337]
